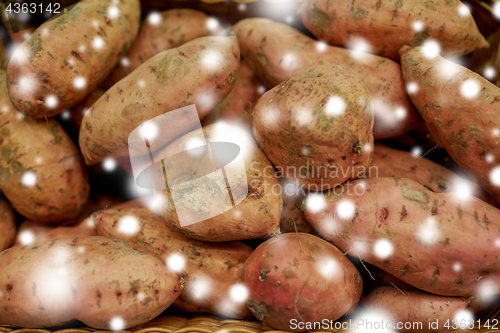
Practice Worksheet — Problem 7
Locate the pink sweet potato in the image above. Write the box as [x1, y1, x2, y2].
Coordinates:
[104, 9, 211, 87]
[400, 45, 500, 206]
[233, 18, 418, 139]
[6, 0, 141, 118]
[299, 0, 488, 61]
[0, 237, 181, 329]
[94, 206, 253, 319]
[241, 233, 362, 331]
[304, 177, 500, 297]
[0, 199, 16, 251]
[253, 64, 374, 189]
[363, 286, 477, 332]
[79, 35, 240, 165]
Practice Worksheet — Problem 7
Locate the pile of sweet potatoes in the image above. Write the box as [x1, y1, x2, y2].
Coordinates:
[0, 0, 498, 331]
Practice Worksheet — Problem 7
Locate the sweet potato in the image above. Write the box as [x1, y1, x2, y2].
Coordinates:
[0, 237, 181, 328]
[0, 199, 16, 251]
[369, 143, 486, 199]
[241, 233, 363, 331]
[400, 45, 500, 206]
[253, 64, 374, 189]
[233, 18, 418, 139]
[202, 60, 263, 129]
[6, 0, 141, 118]
[363, 286, 477, 333]
[150, 123, 282, 242]
[304, 177, 500, 297]
[79, 35, 240, 165]
[104, 9, 211, 87]
[299, 0, 488, 61]
[279, 179, 312, 234]
[0, 71, 90, 223]
[94, 206, 253, 318]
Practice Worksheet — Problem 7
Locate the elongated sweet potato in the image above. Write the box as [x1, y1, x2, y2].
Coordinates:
[233, 18, 418, 139]
[79, 35, 240, 165]
[370, 143, 486, 199]
[363, 286, 477, 333]
[304, 177, 500, 297]
[0, 71, 90, 223]
[400, 46, 500, 206]
[253, 64, 374, 189]
[242, 233, 362, 331]
[104, 9, 211, 87]
[202, 60, 263, 129]
[299, 0, 488, 61]
[0, 237, 181, 329]
[6, 0, 141, 118]
[150, 124, 282, 242]
[0, 199, 16, 251]
[94, 206, 253, 318]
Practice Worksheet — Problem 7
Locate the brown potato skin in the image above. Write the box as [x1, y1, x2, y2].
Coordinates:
[363, 287, 475, 333]
[6, 0, 141, 118]
[202, 60, 263, 129]
[400, 46, 500, 206]
[253, 64, 374, 189]
[305, 177, 500, 297]
[242, 233, 363, 331]
[153, 124, 282, 242]
[0, 71, 89, 223]
[104, 9, 210, 87]
[79, 35, 240, 165]
[0, 237, 181, 329]
[94, 206, 253, 319]
[299, 0, 488, 61]
[0, 199, 16, 251]
[370, 143, 486, 199]
[233, 18, 418, 140]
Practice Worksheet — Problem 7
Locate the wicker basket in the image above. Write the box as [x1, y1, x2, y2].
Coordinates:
[1, 0, 500, 332]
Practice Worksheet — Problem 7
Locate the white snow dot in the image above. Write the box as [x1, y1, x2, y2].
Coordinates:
[412, 21, 424, 32]
[206, 18, 219, 31]
[238, 3, 246, 11]
[117, 215, 140, 235]
[484, 66, 497, 80]
[418, 217, 439, 244]
[21, 171, 37, 187]
[318, 258, 339, 279]
[73, 77, 87, 90]
[350, 37, 371, 58]
[336, 200, 355, 219]
[374, 239, 393, 259]
[120, 57, 130, 67]
[186, 137, 206, 157]
[285, 15, 294, 24]
[35, 157, 43, 164]
[295, 108, 313, 125]
[92, 37, 105, 49]
[421, 40, 441, 59]
[107, 6, 120, 18]
[166, 253, 186, 273]
[452, 181, 472, 200]
[192, 278, 211, 299]
[229, 283, 249, 303]
[60, 111, 70, 120]
[202, 51, 222, 70]
[148, 12, 161, 25]
[490, 167, 500, 186]
[458, 4, 470, 16]
[257, 85, 267, 95]
[461, 80, 481, 99]
[281, 53, 295, 69]
[103, 158, 117, 172]
[493, 128, 500, 136]
[109, 317, 126, 331]
[407, 82, 419, 94]
[453, 262, 462, 272]
[306, 194, 326, 213]
[486, 154, 494, 163]
[316, 41, 328, 52]
[140, 121, 159, 141]
[138, 79, 146, 88]
[411, 146, 422, 158]
[395, 107, 406, 120]
[454, 309, 474, 328]
[325, 96, 346, 116]
[495, 239, 500, 247]
[19, 231, 35, 245]
[19, 77, 35, 93]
